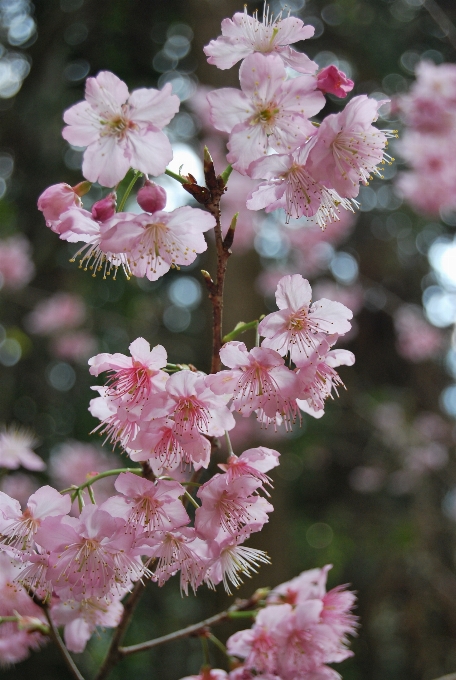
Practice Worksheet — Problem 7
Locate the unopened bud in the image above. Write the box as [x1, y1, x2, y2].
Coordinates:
[91, 194, 116, 222]
[137, 180, 167, 213]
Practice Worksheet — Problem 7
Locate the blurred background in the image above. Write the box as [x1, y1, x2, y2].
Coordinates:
[1, 0, 456, 678]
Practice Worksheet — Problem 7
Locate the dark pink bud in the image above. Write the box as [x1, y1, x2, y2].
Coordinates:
[137, 180, 167, 213]
[317, 65, 354, 98]
[91, 194, 116, 222]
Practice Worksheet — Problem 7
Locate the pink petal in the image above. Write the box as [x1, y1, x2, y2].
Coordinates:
[126, 128, 173, 177]
[239, 53, 286, 104]
[82, 136, 130, 187]
[276, 274, 312, 311]
[85, 71, 129, 112]
[227, 121, 269, 175]
[62, 101, 101, 147]
[207, 88, 253, 133]
[204, 36, 252, 70]
[128, 82, 180, 127]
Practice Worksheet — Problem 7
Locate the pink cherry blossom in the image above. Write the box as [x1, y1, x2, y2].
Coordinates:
[207, 342, 299, 420]
[0, 426, 44, 471]
[89, 338, 168, 407]
[195, 473, 273, 540]
[180, 669, 228, 680]
[37, 182, 82, 231]
[204, 532, 270, 594]
[25, 292, 86, 336]
[0, 485, 71, 553]
[101, 472, 190, 534]
[247, 144, 356, 226]
[0, 236, 35, 290]
[207, 53, 325, 174]
[308, 94, 394, 199]
[51, 596, 123, 653]
[218, 446, 280, 486]
[62, 71, 180, 186]
[268, 565, 332, 605]
[204, 6, 317, 73]
[258, 274, 352, 362]
[100, 206, 215, 281]
[0, 552, 48, 666]
[316, 65, 354, 98]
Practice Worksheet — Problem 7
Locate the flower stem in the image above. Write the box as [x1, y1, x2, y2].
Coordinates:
[43, 606, 86, 680]
[183, 489, 200, 509]
[60, 467, 142, 495]
[208, 633, 228, 656]
[117, 170, 142, 212]
[222, 319, 259, 344]
[165, 168, 188, 184]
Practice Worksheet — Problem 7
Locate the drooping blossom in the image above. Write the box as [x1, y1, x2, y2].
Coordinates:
[195, 473, 273, 540]
[247, 145, 356, 226]
[258, 274, 352, 362]
[0, 426, 44, 471]
[316, 65, 354, 98]
[37, 182, 82, 231]
[207, 53, 325, 174]
[0, 236, 35, 290]
[100, 205, 216, 281]
[307, 94, 394, 199]
[25, 293, 86, 336]
[51, 595, 123, 653]
[0, 552, 48, 666]
[218, 446, 280, 486]
[0, 485, 71, 554]
[62, 71, 180, 186]
[296, 339, 355, 418]
[204, 5, 317, 73]
[204, 532, 270, 594]
[207, 342, 299, 420]
[89, 338, 168, 407]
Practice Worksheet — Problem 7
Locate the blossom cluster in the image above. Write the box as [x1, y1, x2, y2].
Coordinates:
[180, 566, 357, 680]
[396, 61, 456, 217]
[205, 7, 392, 226]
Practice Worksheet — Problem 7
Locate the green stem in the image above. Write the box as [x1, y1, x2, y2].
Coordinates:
[220, 164, 233, 186]
[224, 431, 234, 456]
[75, 489, 84, 512]
[183, 490, 200, 509]
[207, 633, 228, 656]
[165, 168, 188, 184]
[201, 636, 210, 667]
[222, 319, 259, 344]
[226, 611, 258, 619]
[87, 485, 96, 504]
[117, 170, 142, 212]
[60, 467, 142, 496]
[0, 616, 20, 624]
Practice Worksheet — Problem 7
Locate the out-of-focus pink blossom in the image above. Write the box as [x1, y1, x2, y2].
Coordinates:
[316, 65, 354, 98]
[51, 596, 123, 653]
[51, 331, 97, 363]
[25, 293, 86, 336]
[0, 426, 44, 471]
[0, 474, 40, 508]
[208, 53, 324, 174]
[394, 304, 444, 362]
[62, 71, 180, 186]
[204, 6, 317, 73]
[180, 669, 228, 680]
[0, 236, 35, 290]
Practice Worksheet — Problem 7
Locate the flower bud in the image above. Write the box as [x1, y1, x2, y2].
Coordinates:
[316, 65, 354, 98]
[137, 180, 167, 213]
[91, 194, 116, 222]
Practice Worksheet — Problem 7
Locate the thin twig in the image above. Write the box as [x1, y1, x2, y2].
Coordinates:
[95, 580, 146, 680]
[119, 599, 256, 658]
[43, 607, 86, 680]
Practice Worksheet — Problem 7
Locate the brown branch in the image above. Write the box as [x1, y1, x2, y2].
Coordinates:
[119, 596, 257, 658]
[95, 579, 146, 680]
[43, 606, 86, 680]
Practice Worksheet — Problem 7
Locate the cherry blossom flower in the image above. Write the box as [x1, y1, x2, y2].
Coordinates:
[62, 71, 180, 186]
[0, 552, 48, 666]
[0, 236, 35, 290]
[267, 565, 331, 605]
[258, 274, 352, 362]
[207, 53, 325, 174]
[37, 182, 82, 231]
[0, 426, 44, 471]
[207, 342, 299, 419]
[204, 532, 270, 594]
[204, 5, 317, 73]
[89, 338, 168, 407]
[247, 144, 356, 226]
[51, 596, 123, 653]
[308, 94, 394, 199]
[100, 206, 216, 281]
[218, 446, 280, 486]
[101, 472, 190, 534]
[195, 473, 273, 540]
[316, 65, 354, 98]
[0, 485, 70, 554]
